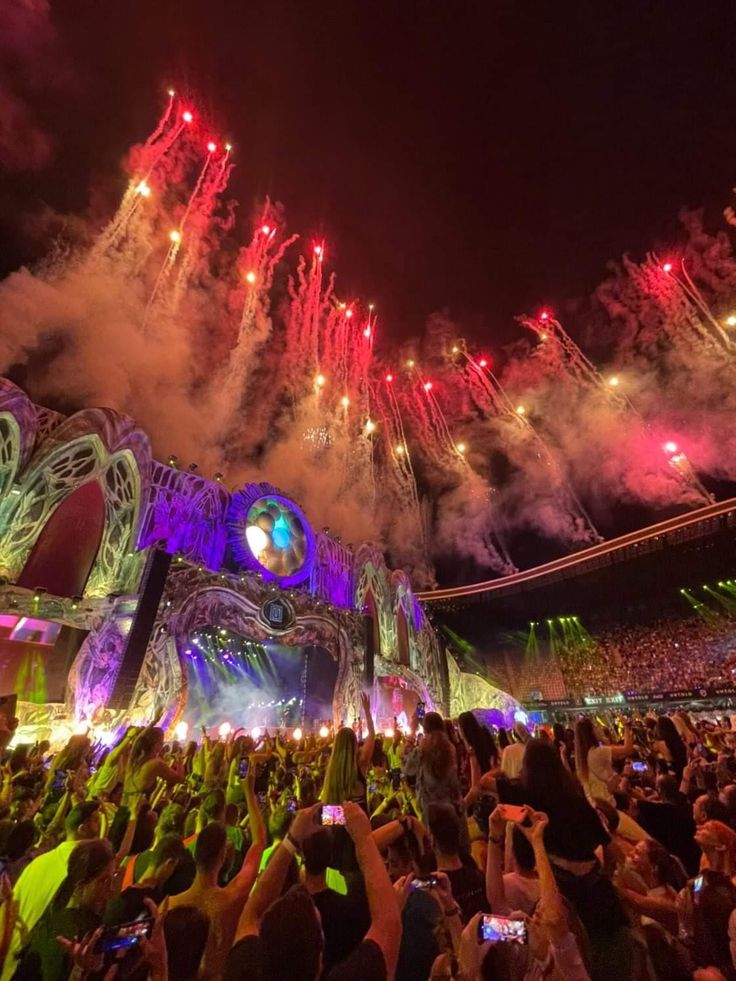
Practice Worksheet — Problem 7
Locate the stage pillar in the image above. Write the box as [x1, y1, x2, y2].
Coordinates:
[363, 614, 375, 688]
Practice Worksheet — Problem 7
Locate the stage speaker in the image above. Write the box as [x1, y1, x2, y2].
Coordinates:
[108, 549, 172, 710]
[363, 614, 375, 687]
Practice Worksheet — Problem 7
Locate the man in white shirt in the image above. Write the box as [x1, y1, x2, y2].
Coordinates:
[500, 722, 531, 779]
[1, 800, 101, 981]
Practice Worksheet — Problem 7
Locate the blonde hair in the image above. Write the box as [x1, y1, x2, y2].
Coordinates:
[321, 727, 359, 804]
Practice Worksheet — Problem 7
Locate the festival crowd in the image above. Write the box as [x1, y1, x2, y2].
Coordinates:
[2, 696, 736, 979]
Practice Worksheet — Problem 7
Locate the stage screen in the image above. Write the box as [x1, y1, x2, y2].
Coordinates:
[0, 615, 88, 704]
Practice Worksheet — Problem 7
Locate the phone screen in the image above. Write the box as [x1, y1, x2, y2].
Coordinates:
[51, 769, 68, 792]
[479, 915, 528, 944]
[693, 874, 704, 894]
[631, 761, 648, 773]
[286, 795, 297, 813]
[320, 804, 346, 826]
[391, 769, 402, 791]
[499, 804, 528, 824]
[94, 917, 154, 955]
[239, 759, 249, 779]
[411, 875, 439, 890]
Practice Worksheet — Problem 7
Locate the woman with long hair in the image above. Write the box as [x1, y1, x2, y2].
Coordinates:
[574, 717, 633, 804]
[458, 711, 499, 773]
[616, 838, 686, 935]
[87, 725, 139, 800]
[458, 712, 499, 840]
[695, 819, 736, 883]
[122, 726, 181, 807]
[486, 738, 630, 977]
[405, 712, 468, 849]
[654, 715, 688, 781]
[13, 839, 115, 980]
[321, 691, 374, 808]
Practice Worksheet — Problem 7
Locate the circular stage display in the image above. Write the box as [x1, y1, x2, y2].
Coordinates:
[228, 487, 315, 586]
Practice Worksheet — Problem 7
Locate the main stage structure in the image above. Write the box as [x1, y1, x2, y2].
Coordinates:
[0, 379, 515, 741]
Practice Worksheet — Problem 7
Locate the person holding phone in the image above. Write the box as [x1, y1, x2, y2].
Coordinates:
[483, 739, 631, 977]
[229, 800, 400, 981]
[321, 692, 375, 812]
[167, 756, 265, 980]
[574, 717, 634, 806]
[480, 806, 592, 981]
[12, 838, 116, 980]
[1, 802, 103, 981]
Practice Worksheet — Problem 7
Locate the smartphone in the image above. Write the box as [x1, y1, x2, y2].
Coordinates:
[391, 769, 402, 791]
[238, 758, 249, 779]
[411, 875, 439, 890]
[286, 795, 298, 813]
[416, 702, 426, 722]
[693, 874, 704, 894]
[631, 761, 648, 773]
[94, 917, 154, 956]
[320, 804, 346, 826]
[51, 769, 69, 792]
[478, 915, 528, 944]
[498, 804, 529, 825]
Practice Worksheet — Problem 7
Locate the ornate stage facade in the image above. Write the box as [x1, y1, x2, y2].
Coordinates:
[0, 379, 518, 744]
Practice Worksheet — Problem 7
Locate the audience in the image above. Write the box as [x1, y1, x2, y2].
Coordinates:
[516, 613, 736, 701]
[4, 696, 736, 979]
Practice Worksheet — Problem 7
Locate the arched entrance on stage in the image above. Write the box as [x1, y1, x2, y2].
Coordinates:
[375, 675, 420, 726]
[17, 481, 106, 597]
[181, 624, 338, 730]
[169, 586, 349, 731]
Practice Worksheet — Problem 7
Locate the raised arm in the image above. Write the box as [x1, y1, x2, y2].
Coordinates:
[149, 758, 184, 787]
[463, 748, 482, 809]
[358, 692, 376, 774]
[233, 803, 320, 943]
[224, 759, 267, 903]
[520, 808, 591, 981]
[609, 723, 634, 762]
[343, 800, 401, 979]
[105, 728, 137, 769]
[370, 814, 427, 853]
[42, 784, 74, 841]
[115, 799, 143, 867]
[485, 806, 510, 914]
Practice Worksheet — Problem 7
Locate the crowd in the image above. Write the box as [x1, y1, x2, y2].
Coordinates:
[515, 615, 736, 700]
[3, 697, 736, 979]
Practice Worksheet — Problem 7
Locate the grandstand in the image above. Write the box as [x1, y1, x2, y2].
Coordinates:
[429, 499, 736, 710]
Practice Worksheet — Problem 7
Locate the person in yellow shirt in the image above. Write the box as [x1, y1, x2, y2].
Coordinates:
[1, 801, 100, 981]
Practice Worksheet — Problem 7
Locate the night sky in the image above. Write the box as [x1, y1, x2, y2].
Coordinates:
[3, 1, 736, 348]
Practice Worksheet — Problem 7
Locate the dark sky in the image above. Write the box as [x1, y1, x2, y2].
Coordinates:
[5, 0, 736, 347]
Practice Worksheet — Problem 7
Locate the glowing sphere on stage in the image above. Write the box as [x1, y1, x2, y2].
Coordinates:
[228, 485, 315, 586]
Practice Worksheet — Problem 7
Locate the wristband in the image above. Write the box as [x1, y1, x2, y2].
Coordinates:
[444, 905, 461, 917]
[282, 833, 299, 856]
[488, 833, 504, 846]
